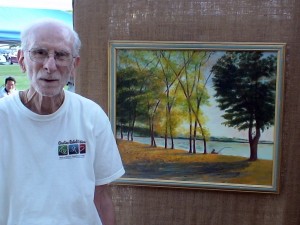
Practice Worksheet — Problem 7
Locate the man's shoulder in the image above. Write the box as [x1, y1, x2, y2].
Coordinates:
[0, 87, 7, 98]
[66, 90, 97, 104]
[0, 87, 5, 93]
[65, 91, 104, 112]
[65, 91, 109, 124]
[0, 92, 18, 109]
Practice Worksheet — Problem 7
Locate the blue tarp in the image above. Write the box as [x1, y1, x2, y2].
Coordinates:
[0, 7, 73, 44]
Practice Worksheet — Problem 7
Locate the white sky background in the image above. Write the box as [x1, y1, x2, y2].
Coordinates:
[0, 0, 73, 10]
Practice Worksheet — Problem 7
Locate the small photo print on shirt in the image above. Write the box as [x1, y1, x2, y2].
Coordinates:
[58, 140, 87, 159]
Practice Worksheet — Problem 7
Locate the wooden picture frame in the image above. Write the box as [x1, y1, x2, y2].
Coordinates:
[108, 41, 285, 193]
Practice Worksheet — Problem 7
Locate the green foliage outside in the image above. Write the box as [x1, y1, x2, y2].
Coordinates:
[0, 64, 29, 90]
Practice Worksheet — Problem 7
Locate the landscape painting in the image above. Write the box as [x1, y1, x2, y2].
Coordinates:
[108, 41, 285, 193]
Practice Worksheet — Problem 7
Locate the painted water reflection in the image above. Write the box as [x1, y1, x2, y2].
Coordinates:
[129, 136, 273, 160]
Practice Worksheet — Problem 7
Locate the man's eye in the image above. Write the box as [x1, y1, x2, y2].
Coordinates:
[33, 49, 48, 56]
[55, 51, 70, 58]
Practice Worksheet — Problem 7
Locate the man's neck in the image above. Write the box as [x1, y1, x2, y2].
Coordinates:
[20, 89, 65, 115]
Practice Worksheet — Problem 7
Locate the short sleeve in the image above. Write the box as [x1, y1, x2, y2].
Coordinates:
[93, 119, 125, 185]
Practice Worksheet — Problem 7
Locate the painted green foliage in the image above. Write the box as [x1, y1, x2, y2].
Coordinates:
[211, 52, 277, 161]
[116, 49, 277, 160]
[116, 49, 212, 154]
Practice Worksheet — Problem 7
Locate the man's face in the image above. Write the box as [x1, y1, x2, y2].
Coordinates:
[5, 81, 15, 92]
[20, 26, 77, 97]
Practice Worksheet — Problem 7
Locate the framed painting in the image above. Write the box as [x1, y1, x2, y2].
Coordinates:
[108, 41, 285, 193]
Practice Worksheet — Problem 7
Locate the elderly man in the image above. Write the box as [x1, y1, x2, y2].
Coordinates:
[0, 19, 124, 225]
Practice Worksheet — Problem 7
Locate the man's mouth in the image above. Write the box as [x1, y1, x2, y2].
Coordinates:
[41, 78, 59, 82]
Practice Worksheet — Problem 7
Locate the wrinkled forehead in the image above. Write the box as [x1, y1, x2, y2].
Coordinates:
[27, 23, 74, 51]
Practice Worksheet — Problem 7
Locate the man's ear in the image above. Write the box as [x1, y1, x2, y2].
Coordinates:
[71, 57, 80, 78]
[74, 57, 80, 68]
[17, 50, 26, 73]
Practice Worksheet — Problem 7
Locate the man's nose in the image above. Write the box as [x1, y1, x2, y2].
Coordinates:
[43, 54, 57, 71]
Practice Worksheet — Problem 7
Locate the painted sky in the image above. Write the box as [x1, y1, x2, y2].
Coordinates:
[202, 51, 276, 142]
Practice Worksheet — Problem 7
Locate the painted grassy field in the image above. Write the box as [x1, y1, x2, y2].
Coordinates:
[117, 139, 273, 186]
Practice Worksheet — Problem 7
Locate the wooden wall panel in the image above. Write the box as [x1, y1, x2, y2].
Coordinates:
[73, 0, 300, 224]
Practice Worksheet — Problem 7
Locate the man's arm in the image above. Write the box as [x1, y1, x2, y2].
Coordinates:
[94, 184, 116, 225]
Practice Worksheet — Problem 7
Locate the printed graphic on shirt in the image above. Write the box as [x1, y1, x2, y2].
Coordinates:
[58, 139, 86, 159]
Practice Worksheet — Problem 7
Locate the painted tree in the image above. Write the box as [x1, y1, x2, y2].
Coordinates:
[117, 49, 163, 144]
[116, 67, 140, 140]
[180, 51, 211, 154]
[117, 49, 213, 153]
[158, 50, 212, 153]
[211, 51, 277, 161]
[142, 67, 165, 147]
[155, 50, 183, 149]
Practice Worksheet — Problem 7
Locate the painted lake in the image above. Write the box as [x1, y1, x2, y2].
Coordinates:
[127, 136, 274, 160]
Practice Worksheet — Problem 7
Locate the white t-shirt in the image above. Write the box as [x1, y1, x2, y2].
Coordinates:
[0, 87, 18, 98]
[0, 90, 125, 225]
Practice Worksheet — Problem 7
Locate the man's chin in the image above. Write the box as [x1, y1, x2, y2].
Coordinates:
[36, 88, 64, 97]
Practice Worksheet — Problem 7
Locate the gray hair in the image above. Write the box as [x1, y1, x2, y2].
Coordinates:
[20, 18, 81, 56]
